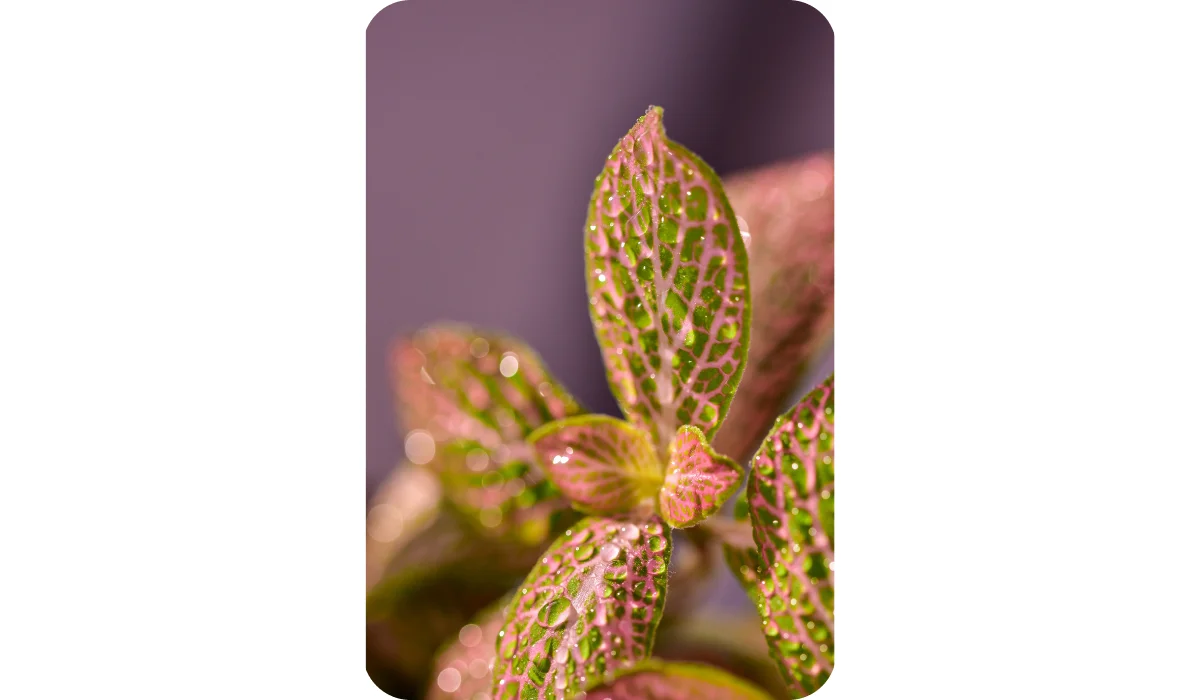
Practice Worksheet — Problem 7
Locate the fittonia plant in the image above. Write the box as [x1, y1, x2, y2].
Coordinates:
[373, 107, 834, 700]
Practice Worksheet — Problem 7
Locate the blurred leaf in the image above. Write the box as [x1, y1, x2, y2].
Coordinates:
[582, 660, 773, 700]
[366, 462, 442, 591]
[724, 376, 834, 697]
[493, 516, 671, 700]
[529, 414, 662, 516]
[392, 324, 583, 541]
[585, 106, 751, 460]
[366, 510, 550, 689]
[658, 426, 743, 529]
[712, 154, 834, 464]
[426, 599, 507, 699]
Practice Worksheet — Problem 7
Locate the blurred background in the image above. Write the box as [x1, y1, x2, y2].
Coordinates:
[367, 0, 833, 501]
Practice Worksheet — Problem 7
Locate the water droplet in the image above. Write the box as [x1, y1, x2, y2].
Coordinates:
[546, 555, 563, 573]
[575, 543, 596, 561]
[645, 522, 662, 535]
[554, 645, 569, 664]
[636, 258, 654, 282]
[647, 535, 665, 553]
[618, 524, 640, 542]
[647, 556, 666, 574]
[603, 564, 628, 582]
[719, 322, 739, 340]
[499, 352, 519, 378]
[764, 620, 780, 637]
[555, 673, 568, 690]
[599, 542, 622, 561]
[568, 529, 593, 546]
[536, 597, 575, 628]
[469, 338, 490, 358]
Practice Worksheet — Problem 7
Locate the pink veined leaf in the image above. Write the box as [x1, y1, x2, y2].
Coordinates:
[391, 324, 582, 540]
[582, 660, 773, 700]
[529, 415, 661, 516]
[492, 515, 672, 700]
[657, 426, 744, 529]
[585, 106, 751, 461]
[712, 154, 834, 464]
[726, 375, 834, 697]
[427, 600, 506, 699]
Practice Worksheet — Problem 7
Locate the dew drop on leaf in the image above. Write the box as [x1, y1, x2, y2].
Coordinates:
[574, 543, 596, 561]
[599, 542, 623, 562]
[647, 535, 665, 553]
[536, 597, 575, 629]
[647, 556, 666, 575]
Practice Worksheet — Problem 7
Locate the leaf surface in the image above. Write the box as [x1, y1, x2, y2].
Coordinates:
[492, 515, 671, 700]
[657, 426, 743, 528]
[529, 415, 661, 516]
[726, 375, 835, 697]
[585, 107, 750, 460]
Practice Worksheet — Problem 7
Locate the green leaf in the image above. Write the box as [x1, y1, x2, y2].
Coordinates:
[711, 154, 834, 464]
[492, 515, 672, 700]
[725, 375, 834, 697]
[427, 599, 507, 699]
[529, 415, 662, 516]
[583, 660, 774, 699]
[585, 106, 751, 460]
[657, 426, 743, 529]
[392, 324, 583, 540]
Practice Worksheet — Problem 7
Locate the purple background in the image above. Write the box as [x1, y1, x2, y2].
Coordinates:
[367, 0, 833, 498]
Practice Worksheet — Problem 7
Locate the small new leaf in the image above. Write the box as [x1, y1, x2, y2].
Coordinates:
[585, 106, 751, 460]
[657, 426, 743, 529]
[529, 415, 662, 516]
[582, 660, 773, 700]
[492, 515, 672, 700]
[728, 375, 834, 697]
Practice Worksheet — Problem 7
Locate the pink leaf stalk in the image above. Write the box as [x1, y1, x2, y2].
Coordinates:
[657, 426, 744, 529]
[392, 324, 582, 539]
[727, 375, 834, 697]
[529, 415, 661, 516]
[492, 515, 671, 700]
[427, 601, 506, 699]
[585, 107, 751, 460]
[712, 154, 834, 464]
[582, 660, 773, 700]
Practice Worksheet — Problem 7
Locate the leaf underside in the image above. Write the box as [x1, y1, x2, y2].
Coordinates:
[711, 154, 834, 464]
[727, 375, 834, 697]
[392, 324, 582, 540]
[582, 660, 774, 700]
[529, 415, 661, 516]
[427, 600, 507, 700]
[585, 106, 751, 460]
[492, 515, 672, 700]
[658, 426, 744, 529]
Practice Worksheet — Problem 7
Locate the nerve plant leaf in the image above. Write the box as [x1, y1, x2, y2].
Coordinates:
[657, 426, 744, 529]
[586, 106, 751, 460]
[711, 154, 834, 464]
[724, 375, 834, 697]
[582, 660, 773, 700]
[392, 324, 582, 541]
[492, 515, 672, 700]
[427, 600, 506, 700]
[529, 415, 661, 516]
